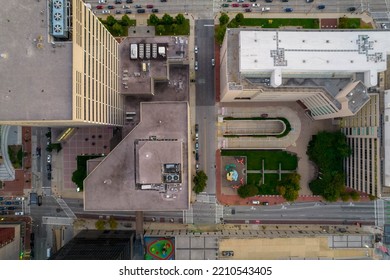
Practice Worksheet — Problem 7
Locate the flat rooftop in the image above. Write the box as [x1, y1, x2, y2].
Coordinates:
[137, 141, 182, 184]
[0, 1, 72, 121]
[236, 30, 390, 87]
[84, 101, 189, 211]
[119, 36, 188, 95]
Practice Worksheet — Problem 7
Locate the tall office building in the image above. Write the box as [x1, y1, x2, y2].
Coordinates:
[220, 29, 390, 120]
[0, 0, 123, 126]
[340, 93, 382, 197]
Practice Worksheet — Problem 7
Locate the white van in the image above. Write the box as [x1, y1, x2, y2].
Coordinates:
[262, 7, 270, 12]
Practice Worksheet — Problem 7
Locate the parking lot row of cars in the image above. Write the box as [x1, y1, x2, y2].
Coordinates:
[0, 197, 25, 215]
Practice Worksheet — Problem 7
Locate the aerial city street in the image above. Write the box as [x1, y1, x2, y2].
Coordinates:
[1, 0, 390, 261]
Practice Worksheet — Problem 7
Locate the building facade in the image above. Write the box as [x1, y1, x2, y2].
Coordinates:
[340, 93, 382, 197]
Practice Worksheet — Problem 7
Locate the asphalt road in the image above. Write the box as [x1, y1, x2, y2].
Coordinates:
[223, 201, 376, 224]
[195, 19, 217, 195]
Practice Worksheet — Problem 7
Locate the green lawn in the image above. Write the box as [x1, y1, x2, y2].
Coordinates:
[149, 19, 190, 36]
[240, 18, 319, 29]
[247, 173, 286, 195]
[221, 150, 297, 170]
[338, 17, 372, 29]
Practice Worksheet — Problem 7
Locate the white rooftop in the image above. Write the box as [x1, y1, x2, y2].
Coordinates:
[239, 30, 390, 87]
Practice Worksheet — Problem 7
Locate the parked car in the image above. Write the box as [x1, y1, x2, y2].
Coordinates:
[195, 124, 199, 133]
[252, 3, 260, 7]
[195, 132, 199, 141]
[137, 9, 145, 14]
[38, 195, 42, 206]
[115, 0, 122, 4]
[232, 3, 239, 7]
[306, 0, 313, 2]
[222, 3, 229, 7]
[7, 206, 15, 210]
[211, 58, 215, 66]
[195, 152, 199, 161]
[262, 201, 269, 206]
[265, 0, 273, 2]
[47, 163, 52, 171]
[99, 0, 107, 3]
[196, 163, 199, 171]
[0, 207, 5, 211]
[152, 8, 159, 13]
[285, 7, 293, 12]
[194, 45, 198, 53]
[347, 7, 356, 12]
[146, 4, 154, 8]
[96, 5, 103, 9]
[252, 200, 260, 205]
[47, 172, 52, 180]
[281, 0, 288, 2]
[125, 9, 132, 14]
[5, 201, 12, 205]
[126, 0, 133, 3]
[47, 154, 51, 163]
[245, 8, 252, 12]
[160, 0, 167, 2]
[195, 61, 198, 71]
[15, 212, 24, 215]
[222, 251, 234, 256]
[195, 142, 199, 151]
[0, 197, 3, 201]
[116, 10, 122, 14]
[262, 7, 271, 11]
[135, 4, 142, 8]
[242, 3, 250, 7]
[317, 4, 325, 10]
[107, 5, 115, 9]
[102, 10, 110, 14]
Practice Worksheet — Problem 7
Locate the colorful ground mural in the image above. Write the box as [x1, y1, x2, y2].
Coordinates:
[144, 237, 175, 260]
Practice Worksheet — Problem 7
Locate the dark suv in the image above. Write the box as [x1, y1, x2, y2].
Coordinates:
[137, 9, 145, 13]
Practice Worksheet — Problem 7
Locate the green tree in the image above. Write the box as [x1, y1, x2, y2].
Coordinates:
[368, 194, 377, 201]
[340, 192, 350, 202]
[71, 168, 86, 190]
[215, 25, 227, 45]
[278, 173, 301, 202]
[106, 15, 117, 26]
[156, 25, 165, 35]
[112, 23, 123, 36]
[350, 191, 360, 201]
[219, 13, 229, 26]
[95, 220, 106, 230]
[162, 13, 174, 25]
[172, 23, 178, 34]
[149, 14, 160, 25]
[108, 217, 118, 229]
[121, 15, 133, 26]
[235, 13, 244, 24]
[227, 19, 238, 28]
[237, 184, 258, 198]
[175, 13, 185, 25]
[193, 170, 208, 194]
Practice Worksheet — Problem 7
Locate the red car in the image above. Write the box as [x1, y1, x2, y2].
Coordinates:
[96, 5, 103, 9]
[242, 3, 250, 7]
[146, 4, 153, 8]
[232, 3, 239, 7]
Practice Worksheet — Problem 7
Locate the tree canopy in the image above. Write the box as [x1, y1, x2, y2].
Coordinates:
[277, 173, 301, 201]
[219, 13, 229, 26]
[193, 170, 208, 194]
[237, 184, 258, 198]
[307, 131, 351, 202]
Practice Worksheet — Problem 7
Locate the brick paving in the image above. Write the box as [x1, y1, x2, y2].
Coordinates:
[61, 127, 112, 190]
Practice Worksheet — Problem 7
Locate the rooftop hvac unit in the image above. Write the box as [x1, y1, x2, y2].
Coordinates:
[138, 44, 144, 59]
